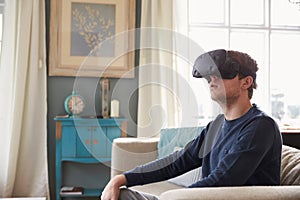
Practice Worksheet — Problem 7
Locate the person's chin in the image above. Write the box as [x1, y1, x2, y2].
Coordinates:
[210, 94, 217, 101]
[211, 94, 225, 104]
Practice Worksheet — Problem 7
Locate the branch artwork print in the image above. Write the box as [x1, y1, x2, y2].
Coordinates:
[71, 3, 116, 57]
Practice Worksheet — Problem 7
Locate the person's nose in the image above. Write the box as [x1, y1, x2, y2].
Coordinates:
[209, 75, 221, 83]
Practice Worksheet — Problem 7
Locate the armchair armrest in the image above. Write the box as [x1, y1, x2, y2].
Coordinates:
[159, 186, 300, 200]
[111, 137, 159, 178]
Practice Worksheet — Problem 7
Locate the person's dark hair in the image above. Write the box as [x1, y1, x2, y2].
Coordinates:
[227, 50, 258, 99]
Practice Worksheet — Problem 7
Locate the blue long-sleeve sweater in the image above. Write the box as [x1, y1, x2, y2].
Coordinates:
[124, 104, 282, 187]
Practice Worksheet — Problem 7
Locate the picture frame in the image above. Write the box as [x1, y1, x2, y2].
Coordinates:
[49, 0, 136, 78]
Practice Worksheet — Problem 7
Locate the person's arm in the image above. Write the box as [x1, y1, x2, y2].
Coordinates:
[124, 130, 206, 187]
[100, 174, 127, 200]
[189, 116, 281, 187]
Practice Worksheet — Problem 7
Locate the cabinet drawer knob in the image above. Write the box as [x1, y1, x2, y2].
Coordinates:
[85, 139, 90, 144]
[93, 139, 98, 144]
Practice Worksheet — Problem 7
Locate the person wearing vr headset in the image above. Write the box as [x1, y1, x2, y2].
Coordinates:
[100, 49, 282, 200]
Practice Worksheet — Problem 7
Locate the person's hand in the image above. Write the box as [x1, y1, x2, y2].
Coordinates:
[100, 174, 126, 200]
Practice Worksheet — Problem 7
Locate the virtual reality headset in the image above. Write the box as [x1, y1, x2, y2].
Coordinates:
[192, 49, 256, 80]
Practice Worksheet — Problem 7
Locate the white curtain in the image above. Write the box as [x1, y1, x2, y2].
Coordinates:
[137, 0, 178, 137]
[137, 0, 199, 137]
[0, 0, 48, 198]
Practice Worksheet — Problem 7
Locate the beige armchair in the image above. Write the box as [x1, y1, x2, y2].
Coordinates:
[111, 137, 300, 200]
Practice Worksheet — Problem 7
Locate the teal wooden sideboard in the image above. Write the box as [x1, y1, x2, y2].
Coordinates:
[54, 117, 127, 200]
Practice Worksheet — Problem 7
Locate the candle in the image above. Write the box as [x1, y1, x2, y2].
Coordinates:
[110, 99, 119, 117]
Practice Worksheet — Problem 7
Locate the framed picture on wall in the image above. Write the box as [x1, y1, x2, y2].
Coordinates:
[49, 0, 136, 78]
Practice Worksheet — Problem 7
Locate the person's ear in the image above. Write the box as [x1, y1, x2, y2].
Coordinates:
[241, 76, 253, 89]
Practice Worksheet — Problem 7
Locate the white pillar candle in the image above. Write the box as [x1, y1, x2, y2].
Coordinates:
[110, 99, 119, 117]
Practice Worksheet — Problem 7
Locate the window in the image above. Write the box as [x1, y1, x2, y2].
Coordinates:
[187, 0, 300, 129]
[0, 0, 4, 57]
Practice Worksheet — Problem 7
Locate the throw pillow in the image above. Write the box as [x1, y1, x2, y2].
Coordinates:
[158, 127, 204, 159]
[157, 126, 205, 187]
[281, 145, 300, 185]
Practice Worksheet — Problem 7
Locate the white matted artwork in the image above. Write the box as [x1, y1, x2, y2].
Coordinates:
[49, 0, 136, 78]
